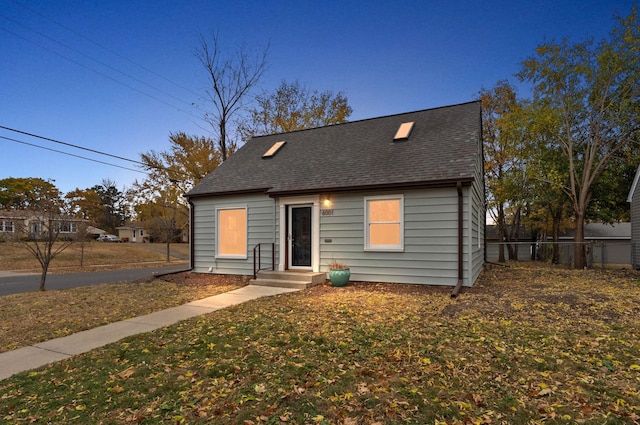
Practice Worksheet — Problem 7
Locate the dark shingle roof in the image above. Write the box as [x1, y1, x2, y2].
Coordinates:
[187, 101, 481, 197]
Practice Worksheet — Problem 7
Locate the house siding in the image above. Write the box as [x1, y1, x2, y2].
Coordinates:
[318, 188, 475, 286]
[470, 135, 485, 283]
[192, 186, 483, 286]
[191, 194, 277, 275]
[632, 180, 640, 269]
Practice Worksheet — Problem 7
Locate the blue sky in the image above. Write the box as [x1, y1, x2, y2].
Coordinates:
[0, 0, 634, 194]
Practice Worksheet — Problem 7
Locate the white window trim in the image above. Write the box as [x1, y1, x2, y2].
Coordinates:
[278, 195, 320, 272]
[215, 205, 248, 259]
[364, 194, 404, 252]
[59, 222, 77, 233]
[1, 220, 14, 232]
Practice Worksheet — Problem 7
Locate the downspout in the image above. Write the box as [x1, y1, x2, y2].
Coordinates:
[451, 182, 464, 298]
[188, 199, 195, 271]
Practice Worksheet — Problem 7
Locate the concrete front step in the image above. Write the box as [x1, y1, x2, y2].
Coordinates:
[250, 270, 327, 289]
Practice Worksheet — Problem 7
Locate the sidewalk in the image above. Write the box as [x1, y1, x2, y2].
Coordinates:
[0, 285, 301, 381]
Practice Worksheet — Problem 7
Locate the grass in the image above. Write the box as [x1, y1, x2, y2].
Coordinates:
[0, 273, 245, 353]
[0, 241, 188, 273]
[1, 264, 640, 424]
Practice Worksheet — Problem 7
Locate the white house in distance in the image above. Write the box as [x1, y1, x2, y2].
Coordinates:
[628, 164, 640, 269]
[186, 101, 485, 291]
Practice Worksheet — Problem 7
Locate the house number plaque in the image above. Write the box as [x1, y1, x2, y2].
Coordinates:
[321, 209, 334, 216]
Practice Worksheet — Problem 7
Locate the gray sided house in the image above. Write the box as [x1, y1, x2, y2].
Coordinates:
[629, 164, 640, 269]
[186, 102, 485, 287]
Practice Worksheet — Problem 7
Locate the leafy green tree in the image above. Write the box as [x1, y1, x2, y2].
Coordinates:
[518, 7, 640, 268]
[90, 179, 129, 234]
[480, 81, 531, 261]
[523, 103, 573, 263]
[241, 80, 353, 139]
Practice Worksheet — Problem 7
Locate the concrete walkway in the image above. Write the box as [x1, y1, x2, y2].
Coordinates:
[0, 285, 300, 381]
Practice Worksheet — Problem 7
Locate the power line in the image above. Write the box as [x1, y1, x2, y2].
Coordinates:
[0, 26, 206, 125]
[0, 125, 192, 178]
[3, 2, 217, 137]
[0, 125, 146, 166]
[0, 135, 146, 174]
[11, 0, 202, 99]
[0, 12, 202, 114]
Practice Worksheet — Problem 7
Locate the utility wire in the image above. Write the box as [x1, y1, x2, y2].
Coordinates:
[0, 135, 146, 174]
[0, 125, 191, 177]
[0, 12, 202, 114]
[11, 0, 202, 99]
[0, 125, 146, 166]
[0, 25, 208, 125]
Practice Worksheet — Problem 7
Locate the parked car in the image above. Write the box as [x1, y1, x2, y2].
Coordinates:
[97, 234, 121, 242]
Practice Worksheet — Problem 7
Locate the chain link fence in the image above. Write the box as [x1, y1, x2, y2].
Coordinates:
[486, 241, 637, 269]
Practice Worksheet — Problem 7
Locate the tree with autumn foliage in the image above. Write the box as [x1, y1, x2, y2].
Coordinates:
[240, 80, 353, 139]
[517, 7, 640, 268]
[480, 81, 532, 262]
[0, 177, 60, 210]
[131, 132, 220, 258]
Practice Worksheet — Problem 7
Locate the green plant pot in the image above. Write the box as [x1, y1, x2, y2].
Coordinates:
[329, 268, 350, 287]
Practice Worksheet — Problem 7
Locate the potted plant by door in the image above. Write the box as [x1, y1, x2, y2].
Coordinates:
[328, 260, 350, 287]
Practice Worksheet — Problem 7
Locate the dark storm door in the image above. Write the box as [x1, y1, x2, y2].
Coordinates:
[288, 205, 312, 269]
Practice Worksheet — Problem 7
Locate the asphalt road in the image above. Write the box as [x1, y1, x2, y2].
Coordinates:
[0, 265, 190, 296]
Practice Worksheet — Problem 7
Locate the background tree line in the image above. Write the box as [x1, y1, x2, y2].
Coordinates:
[482, 6, 639, 268]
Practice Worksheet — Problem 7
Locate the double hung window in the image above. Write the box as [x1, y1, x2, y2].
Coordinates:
[364, 195, 404, 251]
[216, 207, 247, 258]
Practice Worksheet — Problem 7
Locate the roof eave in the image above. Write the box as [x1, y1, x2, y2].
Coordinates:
[266, 178, 475, 197]
[185, 187, 271, 199]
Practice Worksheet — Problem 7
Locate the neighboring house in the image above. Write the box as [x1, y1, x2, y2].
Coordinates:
[628, 164, 640, 269]
[186, 101, 485, 288]
[0, 210, 96, 240]
[116, 222, 148, 243]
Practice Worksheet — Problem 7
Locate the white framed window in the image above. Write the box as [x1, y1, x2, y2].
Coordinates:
[364, 195, 404, 251]
[31, 221, 42, 235]
[59, 222, 77, 233]
[216, 206, 248, 259]
[1, 220, 14, 232]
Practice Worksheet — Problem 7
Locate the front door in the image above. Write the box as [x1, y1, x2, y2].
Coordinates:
[288, 205, 312, 269]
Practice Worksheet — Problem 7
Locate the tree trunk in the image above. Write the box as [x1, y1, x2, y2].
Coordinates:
[573, 212, 587, 269]
[497, 206, 506, 263]
[551, 207, 561, 264]
[39, 264, 49, 291]
[166, 239, 171, 263]
[552, 219, 560, 265]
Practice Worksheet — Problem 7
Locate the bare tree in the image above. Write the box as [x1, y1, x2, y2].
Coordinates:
[15, 205, 75, 291]
[195, 32, 268, 161]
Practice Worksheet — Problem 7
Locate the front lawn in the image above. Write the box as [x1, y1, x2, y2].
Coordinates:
[0, 273, 245, 353]
[0, 241, 188, 273]
[1, 265, 640, 424]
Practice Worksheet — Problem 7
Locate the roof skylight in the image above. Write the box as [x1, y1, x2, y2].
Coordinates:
[393, 122, 414, 141]
[262, 141, 286, 158]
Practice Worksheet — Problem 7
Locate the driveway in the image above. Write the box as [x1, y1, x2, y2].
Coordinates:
[0, 265, 190, 296]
